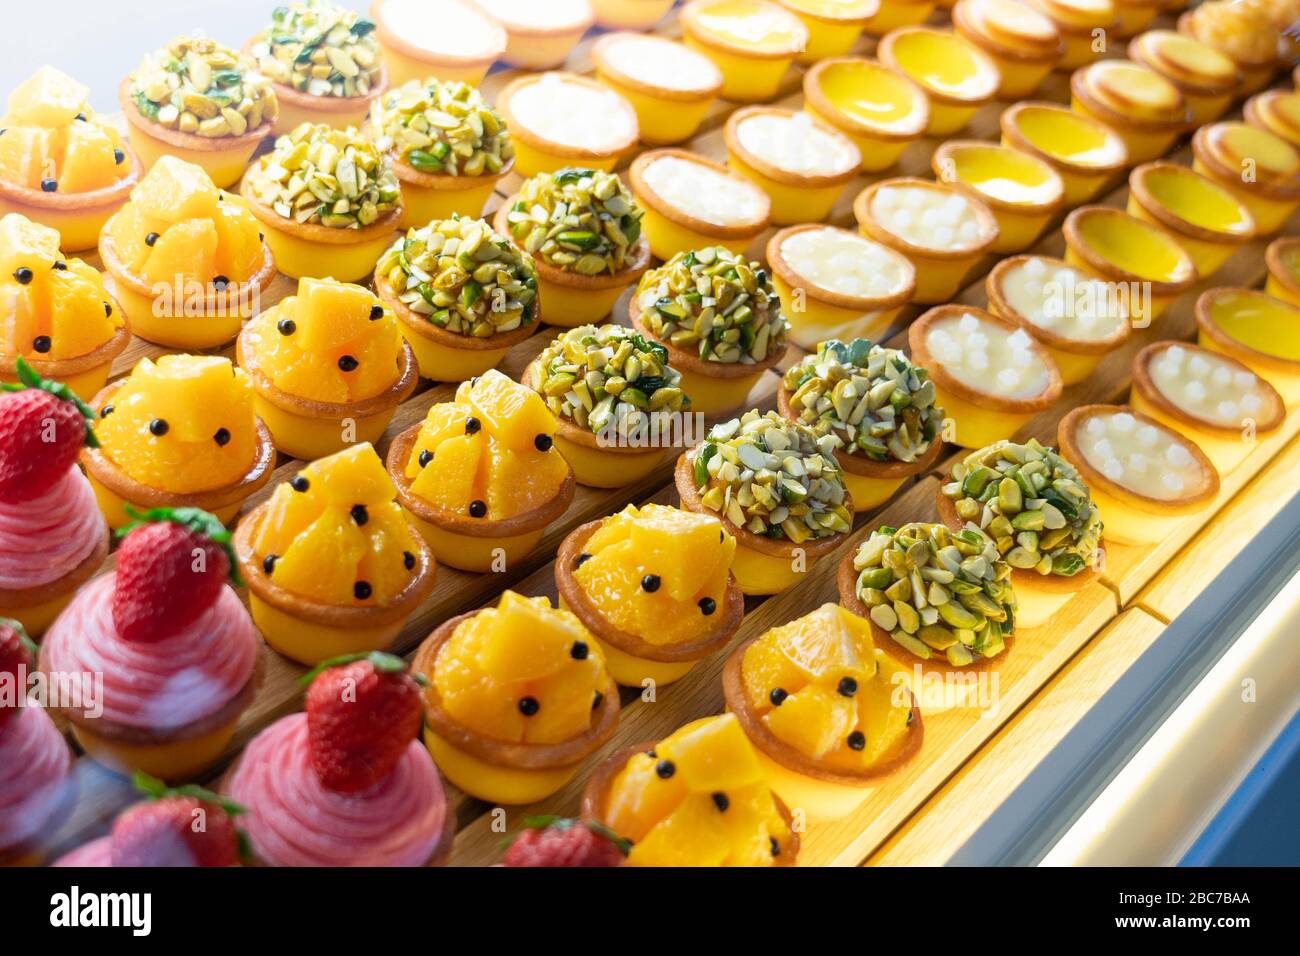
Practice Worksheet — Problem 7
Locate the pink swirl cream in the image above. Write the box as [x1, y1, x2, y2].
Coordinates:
[0, 705, 74, 852]
[54, 836, 112, 867]
[41, 575, 258, 729]
[224, 714, 448, 867]
[0, 469, 104, 591]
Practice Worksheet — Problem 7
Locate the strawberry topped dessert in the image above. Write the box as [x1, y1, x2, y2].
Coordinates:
[40, 508, 262, 780]
[223, 652, 454, 867]
[501, 817, 628, 868]
[0, 358, 109, 636]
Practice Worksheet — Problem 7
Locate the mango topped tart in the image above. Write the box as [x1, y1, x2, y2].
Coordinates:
[0, 67, 138, 253]
[98, 155, 275, 349]
[0, 214, 128, 399]
[82, 354, 275, 529]
[387, 369, 574, 573]
[555, 503, 743, 687]
[237, 276, 417, 460]
[414, 590, 620, 804]
[582, 713, 798, 866]
[233, 443, 436, 665]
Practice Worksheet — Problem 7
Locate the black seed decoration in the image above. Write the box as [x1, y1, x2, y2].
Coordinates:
[712, 792, 730, 812]
[212, 276, 230, 291]
[350, 504, 369, 526]
[259, 233, 265, 242]
[534, 433, 553, 452]
[41, 179, 57, 193]
[518, 696, 539, 717]
[575, 552, 591, 568]
[263, 554, 277, 574]
[354, 581, 373, 600]
[847, 731, 866, 751]
[32, 336, 51, 354]
[698, 597, 716, 616]
[468, 499, 487, 518]
[655, 759, 675, 779]
[769, 687, 788, 706]
[337, 355, 358, 372]
[101, 404, 114, 417]
[907, 709, 914, 726]
[369, 304, 383, 320]
[14, 268, 32, 284]
[103, 301, 112, 318]
[145, 232, 159, 246]
[290, 475, 310, 492]
[646, 750, 657, 759]
[770, 837, 780, 857]
[403, 550, 415, 570]
[52, 260, 67, 270]
[75, 113, 87, 122]
[571, 641, 589, 660]
[837, 677, 858, 698]
[114, 148, 125, 165]
[277, 318, 296, 335]
[641, 574, 660, 592]
[148, 418, 168, 436]
[592, 691, 603, 711]
[418, 450, 432, 467]
[213, 427, 231, 446]
[464, 416, 481, 435]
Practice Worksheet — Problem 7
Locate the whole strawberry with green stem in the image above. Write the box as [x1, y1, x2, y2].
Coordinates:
[0, 618, 36, 729]
[502, 816, 629, 867]
[109, 771, 247, 867]
[0, 357, 98, 503]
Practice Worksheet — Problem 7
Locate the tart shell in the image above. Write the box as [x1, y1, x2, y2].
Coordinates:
[765, 223, 916, 314]
[985, 255, 1132, 356]
[493, 200, 653, 297]
[1130, 341, 1285, 438]
[629, 149, 771, 242]
[496, 73, 639, 164]
[854, 178, 1000, 261]
[0, 321, 131, 385]
[1061, 206, 1199, 297]
[722, 106, 861, 190]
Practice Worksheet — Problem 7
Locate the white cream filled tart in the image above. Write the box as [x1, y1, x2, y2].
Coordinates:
[733, 110, 859, 179]
[637, 152, 770, 228]
[778, 226, 911, 300]
[870, 183, 990, 252]
[993, 256, 1129, 343]
[925, 310, 1053, 399]
[1073, 408, 1210, 502]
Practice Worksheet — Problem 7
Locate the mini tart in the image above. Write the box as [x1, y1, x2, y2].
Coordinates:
[1246, 91, 1300, 151]
[803, 58, 929, 173]
[496, 73, 638, 178]
[1130, 341, 1285, 475]
[777, 0, 878, 62]
[952, 0, 1064, 100]
[931, 141, 1065, 254]
[909, 305, 1062, 449]
[853, 177, 999, 304]
[369, 0, 506, 88]
[1058, 404, 1218, 545]
[1069, 60, 1190, 166]
[680, 0, 810, 103]
[1126, 162, 1255, 279]
[476, 0, 595, 70]
[999, 101, 1127, 206]
[629, 150, 770, 261]
[1265, 237, 1300, 309]
[1026, 0, 1117, 70]
[0, 520, 108, 639]
[1061, 206, 1199, 326]
[1176, 5, 1281, 96]
[0, 705, 76, 865]
[590, 0, 677, 30]
[1127, 29, 1241, 125]
[590, 33, 724, 146]
[985, 255, 1130, 385]
[878, 27, 1001, 138]
[1191, 123, 1300, 236]
[861, 0, 937, 37]
[1196, 287, 1300, 410]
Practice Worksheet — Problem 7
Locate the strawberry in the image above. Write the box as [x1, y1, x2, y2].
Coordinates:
[109, 773, 245, 867]
[111, 507, 242, 643]
[0, 618, 35, 729]
[0, 358, 98, 503]
[303, 652, 426, 793]
[502, 817, 628, 868]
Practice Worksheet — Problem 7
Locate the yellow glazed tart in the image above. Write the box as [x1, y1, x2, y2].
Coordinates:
[985, 255, 1130, 385]
[931, 141, 1065, 253]
[629, 149, 770, 261]
[0, 68, 139, 254]
[1245, 91, 1300, 151]
[496, 73, 638, 178]
[370, 0, 506, 88]
[723, 107, 860, 225]
[1177, 1, 1281, 96]
[1000, 101, 1127, 206]
[853, 178, 999, 304]
[766, 224, 915, 348]
[952, 0, 1064, 99]
[1109, 0, 1160, 38]
[591, 0, 677, 29]
[803, 58, 929, 173]
[1130, 341, 1285, 475]
[1265, 237, 1300, 308]
[98, 156, 275, 350]
[909, 305, 1062, 448]
[1061, 206, 1198, 327]
[1126, 162, 1255, 279]
[374, 217, 539, 382]
[1026, 0, 1117, 70]
[1070, 60, 1189, 165]
[236, 277, 418, 460]
[1191, 123, 1300, 236]
[861, 0, 936, 36]
[1127, 29, 1240, 125]
[680, 0, 809, 103]
[120, 36, 277, 189]
[1058, 404, 1218, 545]
[386, 370, 575, 573]
[590, 33, 723, 146]
[878, 27, 1001, 137]
[1196, 288, 1300, 409]
[234, 443, 437, 664]
[776, 0, 878, 62]
[475, 0, 595, 70]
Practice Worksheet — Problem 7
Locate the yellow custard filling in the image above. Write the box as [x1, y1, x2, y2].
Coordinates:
[887, 29, 999, 102]
[1074, 212, 1194, 283]
[1149, 344, 1269, 429]
[1207, 292, 1300, 363]
[941, 144, 1060, 207]
[735, 111, 857, 177]
[509, 74, 637, 154]
[1075, 409, 1203, 500]
[642, 155, 768, 226]
[999, 257, 1127, 341]
[1013, 106, 1125, 168]
[871, 183, 986, 250]
[693, 0, 806, 52]
[781, 227, 911, 299]
[926, 311, 1051, 398]
[1139, 166, 1253, 237]
[815, 61, 925, 134]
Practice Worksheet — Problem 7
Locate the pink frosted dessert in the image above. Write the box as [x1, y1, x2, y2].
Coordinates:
[0, 704, 75, 860]
[0, 469, 104, 592]
[53, 837, 112, 867]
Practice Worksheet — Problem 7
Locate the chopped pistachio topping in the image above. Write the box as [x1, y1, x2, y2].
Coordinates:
[130, 36, 277, 137]
[941, 439, 1102, 577]
[782, 338, 943, 464]
[250, 122, 399, 228]
[370, 79, 513, 178]
[852, 522, 1015, 666]
[251, 1, 381, 99]
[636, 246, 788, 365]
[506, 168, 643, 277]
[693, 410, 850, 543]
[377, 216, 537, 337]
[535, 324, 688, 437]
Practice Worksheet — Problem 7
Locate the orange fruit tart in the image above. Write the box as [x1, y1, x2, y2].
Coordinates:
[778, 338, 945, 511]
[630, 246, 788, 416]
[1177, 0, 1283, 95]
[413, 590, 620, 804]
[247, 1, 387, 136]
[120, 36, 277, 189]
[98, 156, 275, 350]
[523, 324, 690, 488]
[369, 0, 506, 89]
[83, 354, 275, 530]
[676, 409, 853, 596]
[581, 713, 798, 866]
[241, 122, 401, 282]
[236, 276, 417, 460]
[555, 503, 743, 687]
[370, 79, 513, 230]
[723, 604, 923, 821]
[498, 167, 650, 328]
[41, 509, 263, 780]
[0, 215, 127, 401]
[476, 0, 596, 70]
[386, 369, 575, 573]
[233, 444, 436, 666]
[0, 67, 139, 254]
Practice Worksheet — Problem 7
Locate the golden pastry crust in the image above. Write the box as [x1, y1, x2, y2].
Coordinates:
[497, 73, 639, 162]
[1127, 162, 1255, 244]
[723, 106, 860, 189]
[493, 200, 652, 296]
[0, 320, 131, 383]
[855, 178, 999, 260]
[985, 255, 1132, 355]
[1130, 341, 1285, 437]
[1062, 206, 1199, 295]
[589, 33, 723, 101]
[766, 224, 916, 313]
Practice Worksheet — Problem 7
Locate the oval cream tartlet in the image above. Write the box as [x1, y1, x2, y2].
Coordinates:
[1126, 162, 1255, 279]
[931, 140, 1065, 253]
[1070, 59, 1189, 165]
[878, 26, 1001, 137]
[1000, 101, 1127, 206]
[1127, 28, 1240, 125]
[590, 32, 723, 146]
[1026, 0, 1117, 70]
[370, 0, 506, 87]
[952, 0, 1063, 99]
[496, 72, 638, 178]
[475, 0, 595, 70]
[680, 0, 810, 103]
[803, 57, 929, 173]
[1195, 288, 1300, 410]
[1265, 237, 1300, 308]
[1192, 122, 1300, 236]
[777, 0, 879, 62]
